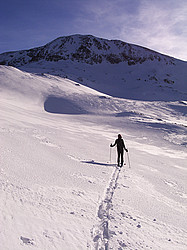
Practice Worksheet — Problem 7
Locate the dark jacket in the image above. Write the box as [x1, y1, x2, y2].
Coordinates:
[112, 138, 127, 152]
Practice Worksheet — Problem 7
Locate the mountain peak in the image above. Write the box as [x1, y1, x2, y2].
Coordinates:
[0, 34, 175, 67]
[0, 34, 186, 101]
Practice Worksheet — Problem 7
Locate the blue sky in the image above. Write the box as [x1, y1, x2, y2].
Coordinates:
[0, 0, 186, 60]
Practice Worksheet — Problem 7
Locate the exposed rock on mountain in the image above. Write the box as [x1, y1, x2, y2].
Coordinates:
[0, 35, 186, 101]
[0, 34, 175, 67]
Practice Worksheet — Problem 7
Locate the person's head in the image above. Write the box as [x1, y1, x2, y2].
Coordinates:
[118, 134, 122, 139]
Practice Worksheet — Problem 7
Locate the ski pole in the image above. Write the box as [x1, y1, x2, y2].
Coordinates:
[127, 151, 131, 168]
[109, 146, 112, 163]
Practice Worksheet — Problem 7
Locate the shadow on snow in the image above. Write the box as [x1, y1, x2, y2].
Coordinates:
[81, 160, 116, 167]
[44, 95, 88, 115]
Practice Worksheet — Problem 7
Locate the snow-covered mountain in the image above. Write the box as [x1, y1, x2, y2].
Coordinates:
[0, 34, 186, 101]
[0, 35, 187, 249]
[0, 34, 176, 66]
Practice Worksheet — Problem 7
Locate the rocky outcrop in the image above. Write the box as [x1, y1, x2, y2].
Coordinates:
[0, 34, 175, 67]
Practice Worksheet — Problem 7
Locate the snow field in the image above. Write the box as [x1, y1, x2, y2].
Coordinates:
[0, 65, 187, 249]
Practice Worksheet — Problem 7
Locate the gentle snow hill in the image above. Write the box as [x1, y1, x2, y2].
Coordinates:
[0, 34, 186, 101]
[0, 64, 187, 250]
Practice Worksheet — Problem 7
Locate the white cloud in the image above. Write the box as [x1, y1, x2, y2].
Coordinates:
[120, 0, 187, 60]
[76, 0, 187, 60]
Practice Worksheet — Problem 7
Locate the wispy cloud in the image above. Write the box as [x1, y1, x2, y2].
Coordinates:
[121, 0, 187, 60]
[1, 0, 186, 60]
[76, 0, 187, 60]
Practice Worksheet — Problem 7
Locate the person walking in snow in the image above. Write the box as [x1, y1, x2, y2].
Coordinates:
[110, 134, 128, 167]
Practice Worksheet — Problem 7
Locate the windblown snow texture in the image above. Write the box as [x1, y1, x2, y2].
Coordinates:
[0, 35, 187, 249]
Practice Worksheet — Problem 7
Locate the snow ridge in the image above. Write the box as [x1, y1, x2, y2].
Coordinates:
[92, 166, 121, 249]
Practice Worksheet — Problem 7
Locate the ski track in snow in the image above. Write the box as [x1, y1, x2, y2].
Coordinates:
[91, 165, 122, 249]
[0, 65, 187, 249]
[90, 165, 187, 250]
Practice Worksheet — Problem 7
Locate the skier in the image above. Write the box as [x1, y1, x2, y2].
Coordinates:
[110, 134, 128, 167]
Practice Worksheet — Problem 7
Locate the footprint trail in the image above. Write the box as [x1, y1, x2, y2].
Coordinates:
[91, 166, 121, 249]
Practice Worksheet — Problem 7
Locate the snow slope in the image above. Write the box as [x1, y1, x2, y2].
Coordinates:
[0, 65, 187, 250]
[0, 34, 187, 101]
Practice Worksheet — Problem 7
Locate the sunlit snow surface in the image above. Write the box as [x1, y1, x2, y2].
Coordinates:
[0, 65, 187, 249]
